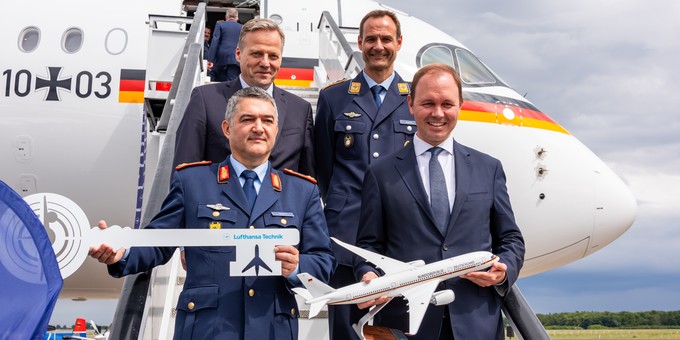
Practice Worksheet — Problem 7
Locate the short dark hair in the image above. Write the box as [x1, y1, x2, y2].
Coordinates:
[411, 64, 463, 105]
[225, 87, 278, 123]
[359, 10, 401, 38]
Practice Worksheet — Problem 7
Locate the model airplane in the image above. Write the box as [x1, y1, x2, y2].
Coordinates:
[293, 237, 498, 336]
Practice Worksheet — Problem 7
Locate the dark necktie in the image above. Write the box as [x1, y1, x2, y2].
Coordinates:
[241, 170, 258, 211]
[371, 85, 384, 109]
[429, 147, 450, 234]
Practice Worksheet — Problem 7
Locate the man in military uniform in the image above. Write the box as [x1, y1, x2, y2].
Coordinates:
[313, 9, 415, 340]
[89, 87, 335, 339]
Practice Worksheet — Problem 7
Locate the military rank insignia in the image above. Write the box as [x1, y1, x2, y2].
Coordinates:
[176, 160, 212, 171]
[398, 82, 410, 95]
[271, 173, 282, 192]
[343, 111, 362, 118]
[344, 134, 354, 148]
[348, 82, 361, 94]
[218, 165, 230, 183]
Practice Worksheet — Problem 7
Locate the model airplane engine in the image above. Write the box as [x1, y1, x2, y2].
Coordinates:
[429, 290, 455, 306]
[407, 260, 426, 267]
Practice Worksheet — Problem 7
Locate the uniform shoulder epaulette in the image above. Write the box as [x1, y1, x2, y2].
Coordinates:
[321, 77, 349, 90]
[175, 160, 212, 171]
[283, 168, 317, 184]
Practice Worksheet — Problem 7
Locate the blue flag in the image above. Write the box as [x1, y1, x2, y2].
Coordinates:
[0, 181, 63, 339]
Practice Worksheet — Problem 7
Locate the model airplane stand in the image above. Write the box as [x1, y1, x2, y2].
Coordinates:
[354, 303, 408, 340]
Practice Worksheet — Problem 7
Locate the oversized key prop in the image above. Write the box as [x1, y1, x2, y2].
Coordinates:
[20, 193, 299, 279]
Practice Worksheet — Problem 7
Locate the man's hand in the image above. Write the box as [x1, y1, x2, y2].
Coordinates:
[462, 261, 507, 287]
[87, 220, 126, 265]
[207, 61, 214, 70]
[274, 245, 299, 277]
[357, 271, 390, 309]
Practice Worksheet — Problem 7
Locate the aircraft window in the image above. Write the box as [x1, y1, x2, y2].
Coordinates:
[62, 27, 84, 53]
[105, 28, 128, 55]
[455, 49, 496, 85]
[18, 26, 40, 53]
[420, 46, 455, 67]
[270, 14, 283, 25]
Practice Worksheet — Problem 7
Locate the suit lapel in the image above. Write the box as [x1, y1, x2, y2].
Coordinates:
[221, 78, 242, 98]
[351, 73, 378, 122]
[219, 159, 251, 215]
[448, 141, 471, 229]
[272, 86, 288, 146]
[249, 165, 279, 223]
[374, 74, 409, 126]
[395, 145, 438, 229]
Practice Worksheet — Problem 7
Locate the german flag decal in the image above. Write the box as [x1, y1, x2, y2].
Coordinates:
[119, 69, 145, 103]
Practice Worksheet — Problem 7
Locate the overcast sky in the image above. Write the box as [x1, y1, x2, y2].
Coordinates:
[378, 0, 680, 313]
[48, 0, 680, 327]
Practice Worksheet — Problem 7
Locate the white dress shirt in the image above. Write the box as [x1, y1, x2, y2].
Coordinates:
[413, 133, 456, 212]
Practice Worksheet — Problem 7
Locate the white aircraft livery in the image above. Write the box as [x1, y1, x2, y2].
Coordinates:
[0, 0, 637, 338]
[294, 238, 499, 336]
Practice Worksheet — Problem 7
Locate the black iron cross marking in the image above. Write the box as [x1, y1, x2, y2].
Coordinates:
[36, 67, 72, 101]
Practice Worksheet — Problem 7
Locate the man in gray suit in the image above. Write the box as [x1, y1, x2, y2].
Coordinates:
[175, 18, 315, 177]
[354, 64, 525, 340]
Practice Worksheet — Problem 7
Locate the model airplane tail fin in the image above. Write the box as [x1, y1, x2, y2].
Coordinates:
[296, 272, 335, 297]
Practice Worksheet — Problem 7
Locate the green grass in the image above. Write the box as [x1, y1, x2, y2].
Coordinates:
[541, 329, 680, 339]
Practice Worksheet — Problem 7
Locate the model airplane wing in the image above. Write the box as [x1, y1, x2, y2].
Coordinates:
[331, 237, 414, 274]
[401, 280, 440, 335]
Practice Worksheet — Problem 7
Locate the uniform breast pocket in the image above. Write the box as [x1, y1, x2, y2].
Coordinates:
[264, 212, 299, 229]
[196, 204, 238, 252]
[334, 120, 366, 160]
[393, 120, 416, 149]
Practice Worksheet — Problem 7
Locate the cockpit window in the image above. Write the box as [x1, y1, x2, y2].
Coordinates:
[420, 46, 454, 67]
[416, 43, 505, 88]
[18, 26, 40, 53]
[455, 49, 496, 85]
[62, 27, 84, 53]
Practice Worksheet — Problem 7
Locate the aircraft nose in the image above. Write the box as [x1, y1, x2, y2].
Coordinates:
[587, 166, 637, 256]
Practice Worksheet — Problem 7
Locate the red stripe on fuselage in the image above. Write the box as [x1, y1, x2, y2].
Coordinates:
[119, 79, 144, 92]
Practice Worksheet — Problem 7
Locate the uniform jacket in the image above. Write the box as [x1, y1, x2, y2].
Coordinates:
[107, 160, 336, 340]
[173, 79, 316, 177]
[313, 71, 415, 265]
[353, 141, 525, 340]
[207, 20, 242, 67]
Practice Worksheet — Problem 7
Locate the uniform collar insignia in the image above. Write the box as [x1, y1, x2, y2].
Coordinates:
[398, 82, 410, 95]
[343, 111, 362, 118]
[348, 82, 361, 94]
[271, 173, 282, 192]
[218, 165, 230, 183]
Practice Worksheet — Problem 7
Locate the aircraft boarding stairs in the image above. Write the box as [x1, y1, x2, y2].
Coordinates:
[108, 4, 548, 339]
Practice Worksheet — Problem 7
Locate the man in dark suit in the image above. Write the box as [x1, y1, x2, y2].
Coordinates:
[207, 8, 242, 81]
[313, 10, 415, 339]
[354, 64, 525, 340]
[88, 87, 335, 339]
[175, 18, 315, 177]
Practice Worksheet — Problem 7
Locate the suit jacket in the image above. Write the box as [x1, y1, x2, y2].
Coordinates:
[313, 71, 415, 265]
[107, 159, 336, 339]
[354, 141, 525, 340]
[207, 20, 242, 67]
[174, 79, 316, 177]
